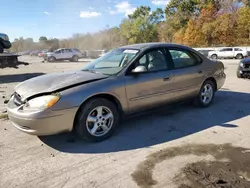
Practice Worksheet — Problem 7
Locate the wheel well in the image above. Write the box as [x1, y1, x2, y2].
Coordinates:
[73, 94, 123, 130]
[205, 77, 217, 91]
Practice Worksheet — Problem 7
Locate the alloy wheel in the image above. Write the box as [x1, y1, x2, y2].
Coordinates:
[86, 106, 114, 137]
[201, 84, 214, 104]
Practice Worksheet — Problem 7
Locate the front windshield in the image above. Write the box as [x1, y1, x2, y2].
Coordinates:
[81, 48, 139, 75]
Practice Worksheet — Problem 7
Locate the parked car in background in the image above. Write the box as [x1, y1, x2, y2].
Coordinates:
[237, 57, 250, 78]
[7, 43, 226, 142]
[197, 50, 213, 57]
[0, 33, 11, 53]
[208, 47, 248, 59]
[19, 50, 32, 55]
[38, 49, 49, 57]
[44, 48, 83, 62]
[86, 50, 108, 59]
[98, 50, 109, 57]
[30, 50, 41, 56]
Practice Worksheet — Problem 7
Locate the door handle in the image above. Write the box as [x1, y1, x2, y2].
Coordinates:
[163, 76, 171, 81]
[197, 70, 203, 74]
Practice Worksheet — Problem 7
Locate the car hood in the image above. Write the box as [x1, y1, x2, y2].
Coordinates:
[46, 52, 54, 56]
[15, 71, 108, 100]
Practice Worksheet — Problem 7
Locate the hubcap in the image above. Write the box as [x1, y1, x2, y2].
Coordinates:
[201, 84, 213, 104]
[86, 106, 114, 137]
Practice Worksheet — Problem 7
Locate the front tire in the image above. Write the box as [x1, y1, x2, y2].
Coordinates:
[75, 98, 120, 142]
[194, 80, 215, 107]
[237, 70, 243, 78]
[48, 56, 56, 62]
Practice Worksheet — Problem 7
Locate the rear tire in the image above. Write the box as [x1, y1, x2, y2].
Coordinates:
[194, 80, 215, 107]
[211, 54, 218, 60]
[72, 55, 79, 62]
[236, 54, 243, 59]
[75, 98, 120, 142]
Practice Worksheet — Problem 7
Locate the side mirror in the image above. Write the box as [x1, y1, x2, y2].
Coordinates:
[132, 65, 147, 74]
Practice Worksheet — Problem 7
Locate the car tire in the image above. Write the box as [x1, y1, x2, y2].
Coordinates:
[237, 70, 243, 78]
[75, 98, 120, 142]
[211, 54, 218, 60]
[0, 44, 3, 53]
[236, 54, 243, 59]
[194, 80, 215, 108]
[48, 56, 56, 62]
[72, 55, 79, 62]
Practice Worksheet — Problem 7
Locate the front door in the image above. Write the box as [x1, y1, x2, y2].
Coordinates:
[225, 48, 234, 58]
[61, 49, 72, 59]
[167, 48, 205, 101]
[125, 48, 175, 113]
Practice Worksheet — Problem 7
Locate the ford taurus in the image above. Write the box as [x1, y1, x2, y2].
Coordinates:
[7, 43, 226, 142]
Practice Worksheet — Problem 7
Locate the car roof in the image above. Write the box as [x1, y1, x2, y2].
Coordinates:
[119, 42, 195, 51]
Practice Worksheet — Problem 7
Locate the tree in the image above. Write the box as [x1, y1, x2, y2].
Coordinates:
[39, 36, 48, 43]
[237, 7, 250, 44]
[120, 6, 163, 44]
[183, 19, 206, 46]
[212, 13, 236, 46]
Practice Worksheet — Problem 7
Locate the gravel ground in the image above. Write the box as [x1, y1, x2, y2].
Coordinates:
[0, 56, 250, 188]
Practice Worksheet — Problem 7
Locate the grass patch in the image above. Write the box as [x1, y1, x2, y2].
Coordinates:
[0, 114, 9, 120]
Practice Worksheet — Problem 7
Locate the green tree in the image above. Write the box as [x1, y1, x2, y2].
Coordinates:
[39, 36, 48, 43]
[237, 7, 250, 44]
[120, 6, 164, 44]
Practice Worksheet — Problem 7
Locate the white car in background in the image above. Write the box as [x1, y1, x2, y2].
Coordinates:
[208, 47, 248, 60]
[44, 48, 83, 62]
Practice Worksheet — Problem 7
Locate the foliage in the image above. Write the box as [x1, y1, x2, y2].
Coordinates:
[10, 0, 250, 52]
[120, 6, 164, 44]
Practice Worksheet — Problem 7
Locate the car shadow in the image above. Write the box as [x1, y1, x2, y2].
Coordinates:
[39, 90, 250, 154]
[0, 73, 45, 84]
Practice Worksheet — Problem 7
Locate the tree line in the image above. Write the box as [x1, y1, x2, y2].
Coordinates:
[11, 0, 250, 52]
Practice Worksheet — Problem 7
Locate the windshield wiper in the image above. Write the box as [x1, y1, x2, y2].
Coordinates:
[82, 69, 97, 73]
[82, 69, 105, 75]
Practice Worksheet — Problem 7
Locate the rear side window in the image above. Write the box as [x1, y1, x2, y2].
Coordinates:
[168, 49, 201, 69]
[73, 48, 81, 52]
[235, 48, 243, 51]
[64, 49, 72, 53]
[220, 48, 233, 51]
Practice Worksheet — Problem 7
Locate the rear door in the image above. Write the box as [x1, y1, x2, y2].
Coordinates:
[166, 48, 204, 101]
[125, 48, 175, 113]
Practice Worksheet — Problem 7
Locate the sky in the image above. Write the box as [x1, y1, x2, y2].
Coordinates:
[1, 0, 170, 42]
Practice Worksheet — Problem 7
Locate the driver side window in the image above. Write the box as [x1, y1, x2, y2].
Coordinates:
[137, 49, 168, 72]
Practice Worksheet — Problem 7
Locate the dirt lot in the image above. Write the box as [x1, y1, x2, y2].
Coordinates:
[1, 56, 250, 188]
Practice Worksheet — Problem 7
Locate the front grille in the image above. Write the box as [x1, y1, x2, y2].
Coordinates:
[13, 92, 24, 106]
[245, 64, 250, 69]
